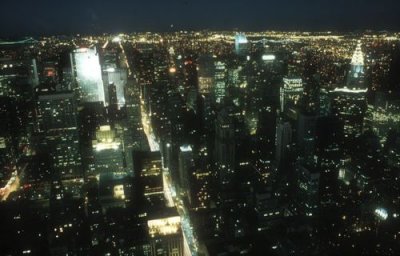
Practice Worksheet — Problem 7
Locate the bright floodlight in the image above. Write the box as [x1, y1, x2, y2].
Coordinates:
[375, 207, 388, 220]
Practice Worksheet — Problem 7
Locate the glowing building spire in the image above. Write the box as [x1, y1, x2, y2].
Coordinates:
[351, 41, 364, 66]
[347, 41, 365, 88]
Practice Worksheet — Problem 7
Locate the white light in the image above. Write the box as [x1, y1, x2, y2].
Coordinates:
[375, 208, 388, 220]
[262, 55, 276, 61]
[94, 142, 120, 151]
[351, 41, 364, 66]
[180, 145, 192, 152]
[333, 87, 368, 94]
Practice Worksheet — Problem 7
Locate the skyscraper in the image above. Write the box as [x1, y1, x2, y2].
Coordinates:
[331, 42, 367, 143]
[234, 33, 249, 55]
[346, 41, 365, 89]
[280, 77, 303, 113]
[178, 145, 194, 202]
[36, 92, 81, 179]
[91, 125, 125, 176]
[214, 61, 227, 104]
[71, 47, 105, 103]
[215, 109, 235, 184]
[103, 68, 127, 108]
[330, 88, 367, 142]
[197, 54, 215, 95]
[275, 120, 292, 165]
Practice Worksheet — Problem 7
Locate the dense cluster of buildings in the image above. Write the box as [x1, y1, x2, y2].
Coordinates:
[0, 30, 399, 255]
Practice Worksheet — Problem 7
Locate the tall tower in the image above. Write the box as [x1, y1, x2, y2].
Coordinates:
[37, 92, 82, 179]
[215, 109, 235, 185]
[178, 145, 194, 202]
[275, 120, 292, 165]
[347, 41, 365, 89]
[330, 41, 368, 143]
[234, 33, 249, 56]
[214, 61, 227, 104]
[280, 77, 303, 113]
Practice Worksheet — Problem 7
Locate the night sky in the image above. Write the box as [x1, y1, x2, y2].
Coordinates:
[0, 0, 399, 36]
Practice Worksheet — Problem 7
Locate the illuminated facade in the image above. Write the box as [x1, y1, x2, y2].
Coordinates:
[92, 125, 125, 175]
[197, 55, 215, 94]
[347, 41, 365, 89]
[234, 33, 249, 55]
[330, 42, 367, 143]
[103, 68, 127, 108]
[280, 77, 303, 112]
[147, 215, 184, 256]
[148, 216, 181, 237]
[214, 61, 227, 104]
[71, 47, 105, 103]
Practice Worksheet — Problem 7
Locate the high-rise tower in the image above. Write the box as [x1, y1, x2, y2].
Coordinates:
[234, 33, 249, 56]
[37, 92, 82, 179]
[347, 41, 365, 89]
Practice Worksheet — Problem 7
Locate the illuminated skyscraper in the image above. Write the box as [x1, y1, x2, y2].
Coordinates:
[92, 125, 125, 175]
[197, 54, 215, 95]
[103, 68, 127, 108]
[71, 47, 105, 103]
[346, 41, 365, 89]
[280, 77, 303, 112]
[147, 213, 184, 256]
[330, 42, 367, 143]
[234, 33, 249, 55]
[214, 61, 227, 104]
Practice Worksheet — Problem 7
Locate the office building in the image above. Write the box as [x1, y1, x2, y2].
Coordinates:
[280, 77, 303, 113]
[234, 33, 249, 55]
[36, 91, 81, 179]
[71, 47, 105, 103]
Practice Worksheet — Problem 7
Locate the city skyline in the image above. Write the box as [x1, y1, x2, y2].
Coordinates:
[1, 2, 400, 255]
